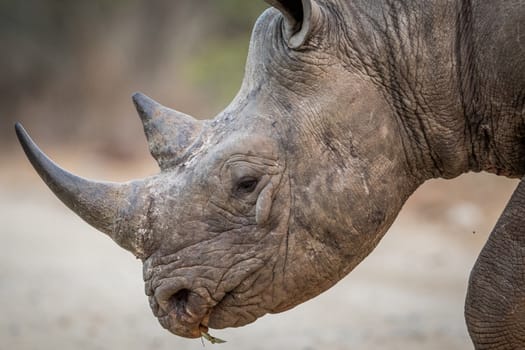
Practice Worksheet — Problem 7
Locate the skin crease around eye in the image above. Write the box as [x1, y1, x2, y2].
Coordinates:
[255, 181, 274, 225]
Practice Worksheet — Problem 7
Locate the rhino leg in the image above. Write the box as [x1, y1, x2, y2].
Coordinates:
[465, 178, 525, 349]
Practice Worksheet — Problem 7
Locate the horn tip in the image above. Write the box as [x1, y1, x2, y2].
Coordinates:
[14, 122, 25, 137]
[131, 91, 146, 104]
[14, 122, 49, 176]
[132, 92, 160, 122]
[14, 122, 32, 152]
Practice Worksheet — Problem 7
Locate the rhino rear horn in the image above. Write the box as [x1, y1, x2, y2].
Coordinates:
[15, 123, 149, 257]
[132, 92, 202, 170]
[265, 0, 320, 48]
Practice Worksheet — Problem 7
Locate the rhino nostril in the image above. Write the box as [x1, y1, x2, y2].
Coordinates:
[169, 289, 190, 314]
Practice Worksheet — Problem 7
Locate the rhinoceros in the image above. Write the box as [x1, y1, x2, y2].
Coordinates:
[15, 0, 525, 348]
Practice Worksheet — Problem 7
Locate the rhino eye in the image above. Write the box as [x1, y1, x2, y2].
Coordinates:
[235, 177, 259, 194]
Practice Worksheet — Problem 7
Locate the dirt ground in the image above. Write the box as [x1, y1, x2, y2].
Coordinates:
[0, 149, 519, 350]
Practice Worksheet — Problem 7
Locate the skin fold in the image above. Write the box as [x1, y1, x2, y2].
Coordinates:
[16, 0, 525, 347]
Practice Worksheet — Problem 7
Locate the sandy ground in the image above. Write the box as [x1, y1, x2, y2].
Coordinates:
[0, 150, 519, 350]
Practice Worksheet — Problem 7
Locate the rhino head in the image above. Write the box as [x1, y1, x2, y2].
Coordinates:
[16, 0, 420, 339]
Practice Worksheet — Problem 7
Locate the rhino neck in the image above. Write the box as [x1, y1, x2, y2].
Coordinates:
[277, 74, 421, 289]
[453, 0, 525, 177]
[337, 0, 525, 180]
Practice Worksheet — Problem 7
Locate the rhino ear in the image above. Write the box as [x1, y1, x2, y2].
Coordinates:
[265, 0, 320, 48]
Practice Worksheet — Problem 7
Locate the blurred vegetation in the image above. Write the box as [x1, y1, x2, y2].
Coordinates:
[0, 0, 267, 156]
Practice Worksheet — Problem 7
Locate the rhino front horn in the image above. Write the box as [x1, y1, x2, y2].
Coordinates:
[132, 92, 202, 170]
[15, 123, 150, 257]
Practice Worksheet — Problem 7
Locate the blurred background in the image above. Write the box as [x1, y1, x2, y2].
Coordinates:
[0, 1, 519, 349]
[1, 0, 267, 157]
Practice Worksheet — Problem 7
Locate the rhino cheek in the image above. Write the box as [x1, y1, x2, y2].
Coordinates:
[206, 264, 276, 329]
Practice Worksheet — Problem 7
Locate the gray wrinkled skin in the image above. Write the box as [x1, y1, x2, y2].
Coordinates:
[16, 0, 525, 347]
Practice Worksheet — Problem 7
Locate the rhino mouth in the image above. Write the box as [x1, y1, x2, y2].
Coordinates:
[153, 279, 267, 337]
[149, 256, 272, 338]
[155, 286, 263, 338]
[155, 288, 214, 338]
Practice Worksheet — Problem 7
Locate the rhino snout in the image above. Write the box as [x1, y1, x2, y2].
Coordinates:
[152, 282, 215, 338]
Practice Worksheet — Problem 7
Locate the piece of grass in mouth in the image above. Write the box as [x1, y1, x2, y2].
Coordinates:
[201, 331, 227, 344]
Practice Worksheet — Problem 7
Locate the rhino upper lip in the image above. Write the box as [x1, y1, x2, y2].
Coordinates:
[154, 288, 215, 338]
[151, 257, 269, 337]
[155, 282, 248, 338]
